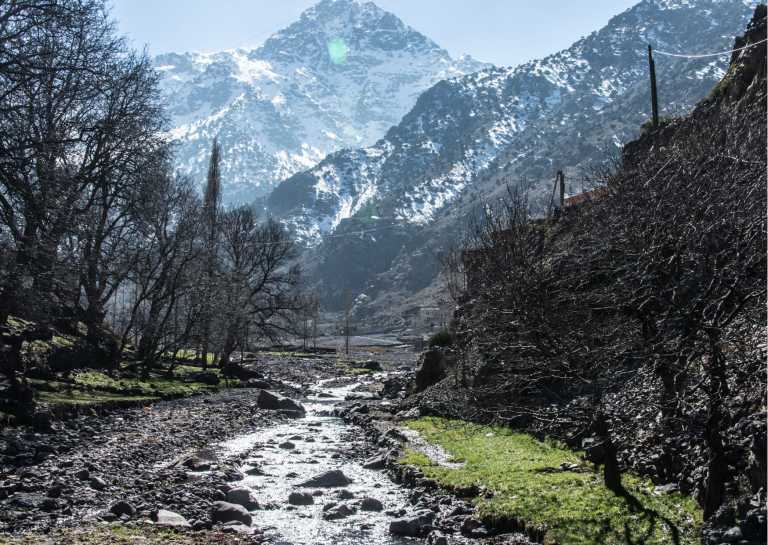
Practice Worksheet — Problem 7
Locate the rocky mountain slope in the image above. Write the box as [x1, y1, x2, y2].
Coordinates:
[415, 6, 766, 541]
[267, 0, 760, 321]
[155, 0, 486, 203]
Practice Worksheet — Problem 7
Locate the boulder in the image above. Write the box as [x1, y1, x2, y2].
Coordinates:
[211, 501, 252, 526]
[414, 350, 448, 392]
[255, 390, 306, 416]
[109, 500, 135, 517]
[389, 510, 435, 537]
[288, 492, 314, 505]
[360, 497, 383, 511]
[298, 469, 352, 488]
[278, 441, 295, 450]
[155, 509, 191, 528]
[225, 487, 259, 510]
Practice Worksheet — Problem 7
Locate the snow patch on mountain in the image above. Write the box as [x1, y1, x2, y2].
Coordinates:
[154, 0, 489, 203]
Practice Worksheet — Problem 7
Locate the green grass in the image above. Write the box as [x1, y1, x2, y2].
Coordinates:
[401, 417, 702, 545]
[36, 388, 158, 405]
[73, 371, 216, 397]
[169, 349, 216, 364]
[0, 524, 260, 544]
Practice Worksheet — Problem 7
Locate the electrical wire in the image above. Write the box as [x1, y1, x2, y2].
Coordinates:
[653, 37, 767, 58]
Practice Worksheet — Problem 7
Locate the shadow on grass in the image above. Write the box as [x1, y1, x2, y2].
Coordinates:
[615, 486, 682, 545]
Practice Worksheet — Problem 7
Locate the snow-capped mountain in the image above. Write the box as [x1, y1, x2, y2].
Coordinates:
[155, 0, 487, 203]
[265, 0, 759, 311]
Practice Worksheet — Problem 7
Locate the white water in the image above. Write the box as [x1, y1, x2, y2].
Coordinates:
[218, 379, 412, 545]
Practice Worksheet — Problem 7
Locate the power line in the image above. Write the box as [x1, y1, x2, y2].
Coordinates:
[653, 37, 767, 59]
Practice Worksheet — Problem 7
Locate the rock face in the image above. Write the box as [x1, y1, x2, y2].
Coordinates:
[155, 0, 486, 204]
[255, 390, 306, 416]
[210, 501, 252, 526]
[298, 469, 352, 488]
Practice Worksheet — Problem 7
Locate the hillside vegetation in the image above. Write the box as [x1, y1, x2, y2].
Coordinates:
[413, 6, 766, 544]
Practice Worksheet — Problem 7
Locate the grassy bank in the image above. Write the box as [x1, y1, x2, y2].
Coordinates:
[0, 524, 257, 545]
[28, 365, 237, 408]
[401, 417, 702, 545]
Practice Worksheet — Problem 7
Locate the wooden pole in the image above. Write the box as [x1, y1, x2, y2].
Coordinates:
[558, 170, 565, 208]
[648, 45, 659, 129]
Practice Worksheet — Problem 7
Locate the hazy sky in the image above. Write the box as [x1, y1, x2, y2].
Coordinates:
[111, 0, 640, 67]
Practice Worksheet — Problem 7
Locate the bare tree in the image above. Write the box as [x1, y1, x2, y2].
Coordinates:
[217, 207, 301, 370]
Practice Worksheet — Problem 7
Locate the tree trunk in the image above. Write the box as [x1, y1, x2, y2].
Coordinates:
[703, 334, 729, 519]
[594, 410, 624, 494]
[218, 327, 238, 370]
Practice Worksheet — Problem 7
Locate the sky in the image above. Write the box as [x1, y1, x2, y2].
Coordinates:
[110, 0, 640, 67]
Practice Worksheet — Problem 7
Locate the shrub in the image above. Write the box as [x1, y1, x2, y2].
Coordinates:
[428, 329, 453, 348]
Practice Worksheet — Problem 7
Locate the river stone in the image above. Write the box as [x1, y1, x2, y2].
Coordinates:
[288, 492, 314, 505]
[89, 477, 107, 490]
[299, 469, 352, 488]
[427, 530, 449, 545]
[225, 488, 259, 510]
[360, 497, 383, 511]
[182, 456, 212, 472]
[323, 503, 356, 520]
[255, 390, 306, 416]
[211, 501, 252, 526]
[722, 527, 743, 542]
[155, 509, 191, 528]
[389, 510, 436, 537]
[362, 453, 386, 470]
[109, 501, 136, 517]
[337, 489, 355, 500]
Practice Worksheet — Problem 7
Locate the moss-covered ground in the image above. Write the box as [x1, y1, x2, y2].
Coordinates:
[401, 417, 702, 545]
[0, 524, 259, 545]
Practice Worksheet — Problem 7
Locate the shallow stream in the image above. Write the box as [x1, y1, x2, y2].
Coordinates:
[218, 377, 412, 545]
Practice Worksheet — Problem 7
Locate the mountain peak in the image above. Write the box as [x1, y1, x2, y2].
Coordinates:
[258, 0, 444, 65]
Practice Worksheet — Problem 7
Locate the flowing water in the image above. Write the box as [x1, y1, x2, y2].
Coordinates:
[218, 377, 412, 545]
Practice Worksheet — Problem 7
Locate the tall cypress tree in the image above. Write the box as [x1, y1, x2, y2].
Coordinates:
[199, 138, 222, 368]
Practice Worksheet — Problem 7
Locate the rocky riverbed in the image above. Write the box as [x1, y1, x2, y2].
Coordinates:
[0, 345, 533, 545]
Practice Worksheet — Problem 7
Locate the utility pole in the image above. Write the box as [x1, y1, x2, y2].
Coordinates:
[648, 44, 659, 129]
[558, 170, 565, 209]
[342, 289, 352, 356]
